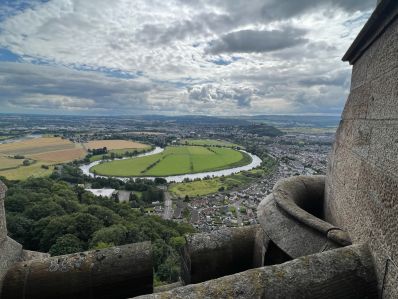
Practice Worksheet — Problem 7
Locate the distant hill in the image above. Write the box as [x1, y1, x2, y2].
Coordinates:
[137, 115, 250, 126]
[242, 123, 284, 137]
[245, 115, 340, 128]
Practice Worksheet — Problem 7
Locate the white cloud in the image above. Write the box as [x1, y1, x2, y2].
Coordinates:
[0, 0, 375, 115]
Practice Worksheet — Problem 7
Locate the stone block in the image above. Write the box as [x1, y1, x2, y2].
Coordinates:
[2, 242, 153, 299]
[350, 45, 373, 90]
[368, 67, 398, 120]
[367, 18, 398, 81]
[368, 120, 398, 175]
[0, 237, 23, 291]
[181, 226, 260, 284]
[342, 83, 371, 120]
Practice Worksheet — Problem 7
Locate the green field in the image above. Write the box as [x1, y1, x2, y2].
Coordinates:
[89, 147, 151, 162]
[169, 169, 264, 197]
[0, 161, 54, 180]
[179, 139, 242, 148]
[91, 146, 251, 177]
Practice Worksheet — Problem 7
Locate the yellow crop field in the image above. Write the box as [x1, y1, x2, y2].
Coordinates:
[84, 140, 149, 150]
[0, 156, 24, 170]
[0, 137, 73, 155]
[30, 148, 87, 163]
[0, 137, 86, 180]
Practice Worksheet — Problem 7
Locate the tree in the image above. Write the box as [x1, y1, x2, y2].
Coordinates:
[89, 224, 127, 248]
[157, 255, 181, 282]
[169, 236, 185, 250]
[5, 193, 30, 213]
[69, 213, 102, 242]
[23, 159, 30, 166]
[129, 192, 138, 202]
[84, 205, 120, 227]
[6, 214, 34, 245]
[37, 215, 75, 251]
[24, 200, 65, 221]
[49, 234, 84, 256]
[154, 178, 167, 185]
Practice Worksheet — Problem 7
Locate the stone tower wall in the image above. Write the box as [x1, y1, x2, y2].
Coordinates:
[0, 182, 8, 243]
[324, 6, 398, 298]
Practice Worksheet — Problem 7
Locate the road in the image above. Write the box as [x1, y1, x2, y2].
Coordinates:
[163, 192, 173, 220]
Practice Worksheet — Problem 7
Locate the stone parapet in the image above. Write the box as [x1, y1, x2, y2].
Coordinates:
[0, 180, 8, 244]
[135, 244, 377, 299]
[2, 242, 153, 299]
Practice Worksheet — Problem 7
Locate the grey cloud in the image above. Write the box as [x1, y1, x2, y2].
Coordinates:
[135, 0, 375, 47]
[188, 84, 253, 108]
[261, 0, 375, 20]
[299, 69, 350, 87]
[0, 0, 374, 116]
[206, 27, 308, 54]
[0, 62, 152, 112]
[135, 13, 234, 46]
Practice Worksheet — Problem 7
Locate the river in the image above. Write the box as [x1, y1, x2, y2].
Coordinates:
[79, 146, 262, 183]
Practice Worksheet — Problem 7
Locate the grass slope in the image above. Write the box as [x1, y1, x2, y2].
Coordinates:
[91, 146, 251, 177]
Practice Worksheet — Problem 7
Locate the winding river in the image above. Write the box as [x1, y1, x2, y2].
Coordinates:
[79, 146, 262, 183]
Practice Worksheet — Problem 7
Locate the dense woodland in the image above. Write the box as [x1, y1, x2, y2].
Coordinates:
[2, 176, 194, 284]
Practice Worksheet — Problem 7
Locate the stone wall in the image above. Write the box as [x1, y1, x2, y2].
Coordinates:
[324, 2, 398, 297]
[136, 244, 377, 299]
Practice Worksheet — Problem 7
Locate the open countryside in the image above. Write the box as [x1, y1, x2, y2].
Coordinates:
[84, 140, 149, 150]
[0, 137, 150, 180]
[91, 146, 252, 177]
[0, 137, 80, 179]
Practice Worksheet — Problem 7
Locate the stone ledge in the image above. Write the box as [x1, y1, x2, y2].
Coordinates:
[342, 0, 398, 64]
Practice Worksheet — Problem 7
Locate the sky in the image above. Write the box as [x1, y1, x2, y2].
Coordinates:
[0, 0, 376, 116]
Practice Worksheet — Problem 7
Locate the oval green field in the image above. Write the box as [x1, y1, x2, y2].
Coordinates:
[90, 146, 252, 177]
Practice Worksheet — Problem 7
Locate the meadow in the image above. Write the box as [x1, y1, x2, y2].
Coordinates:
[0, 137, 151, 180]
[0, 161, 54, 180]
[169, 169, 264, 197]
[91, 146, 251, 177]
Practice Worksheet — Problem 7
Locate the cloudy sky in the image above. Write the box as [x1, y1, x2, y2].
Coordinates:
[0, 0, 376, 116]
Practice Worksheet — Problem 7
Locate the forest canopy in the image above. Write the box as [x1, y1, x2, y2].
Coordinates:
[4, 177, 194, 283]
